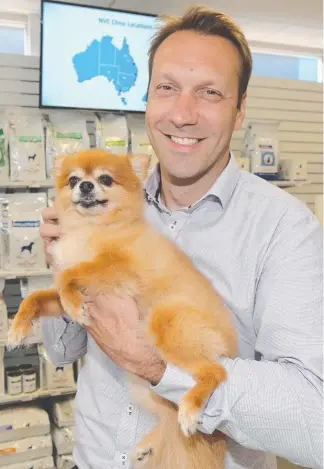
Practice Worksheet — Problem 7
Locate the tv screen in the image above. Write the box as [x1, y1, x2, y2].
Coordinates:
[40, 0, 157, 112]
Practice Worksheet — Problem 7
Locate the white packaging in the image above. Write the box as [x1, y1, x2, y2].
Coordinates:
[243, 121, 280, 179]
[1, 455, 54, 469]
[0, 114, 9, 183]
[42, 359, 75, 390]
[0, 193, 47, 271]
[0, 347, 4, 396]
[128, 114, 156, 165]
[236, 156, 250, 172]
[0, 434, 52, 465]
[8, 110, 46, 182]
[56, 453, 75, 469]
[53, 398, 75, 428]
[45, 111, 90, 178]
[0, 294, 8, 342]
[0, 407, 50, 443]
[96, 114, 128, 154]
[278, 157, 308, 182]
[52, 425, 75, 455]
[6, 372, 22, 395]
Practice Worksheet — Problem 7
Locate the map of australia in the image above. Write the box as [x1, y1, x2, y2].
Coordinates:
[73, 36, 143, 105]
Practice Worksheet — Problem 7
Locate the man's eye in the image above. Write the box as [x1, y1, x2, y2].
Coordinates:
[98, 174, 113, 186]
[157, 84, 173, 92]
[202, 89, 224, 100]
[69, 176, 80, 188]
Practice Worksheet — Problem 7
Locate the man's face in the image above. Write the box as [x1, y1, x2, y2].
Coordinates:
[146, 30, 246, 182]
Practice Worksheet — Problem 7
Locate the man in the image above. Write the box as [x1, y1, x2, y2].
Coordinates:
[40, 6, 323, 469]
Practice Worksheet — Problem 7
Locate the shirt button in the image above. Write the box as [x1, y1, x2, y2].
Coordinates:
[127, 404, 134, 415]
[120, 453, 128, 463]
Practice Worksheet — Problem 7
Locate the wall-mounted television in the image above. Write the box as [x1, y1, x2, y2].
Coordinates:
[40, 0, 157, 112]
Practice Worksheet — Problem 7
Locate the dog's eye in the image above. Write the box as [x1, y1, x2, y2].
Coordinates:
[98, 174, 113, 186]
[69, 176, 80, 188]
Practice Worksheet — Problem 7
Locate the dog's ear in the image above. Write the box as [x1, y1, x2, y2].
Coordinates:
[53, 155, 66, 177]
[129, 154, 151, 183]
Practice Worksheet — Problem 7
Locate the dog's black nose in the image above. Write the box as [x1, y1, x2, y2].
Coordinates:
[80, 181, 94, 193]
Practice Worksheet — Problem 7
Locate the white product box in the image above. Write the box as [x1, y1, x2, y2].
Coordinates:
[1, 455, 54, 469]
[52, 425, 75, 455]
[55, 453, 75, 469]
[0, 347, 4, 396]
[236, 156, 250, 172]
[278, 157, 308, 182]
[0, 407, 50, 444]
[41, 358, 75, 390]
[53, 398, 75, 428]
[0, 434, 52, 466]
[0, 297, 8, 342]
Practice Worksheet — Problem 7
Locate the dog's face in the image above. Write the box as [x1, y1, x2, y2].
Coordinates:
[54, 149, 151, 223]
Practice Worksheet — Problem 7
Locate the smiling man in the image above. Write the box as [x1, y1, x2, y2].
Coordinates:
[40, 6, 323, 469]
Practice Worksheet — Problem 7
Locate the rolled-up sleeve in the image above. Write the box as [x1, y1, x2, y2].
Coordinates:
[41, 316, 87, 366]
[152, 205, 323, 468]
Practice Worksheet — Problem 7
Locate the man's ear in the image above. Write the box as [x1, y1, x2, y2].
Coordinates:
[129, 153, 151, 183]
[53, 155, 66, 177]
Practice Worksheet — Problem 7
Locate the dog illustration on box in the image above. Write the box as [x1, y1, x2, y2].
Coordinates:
[20, 241, 35, 254]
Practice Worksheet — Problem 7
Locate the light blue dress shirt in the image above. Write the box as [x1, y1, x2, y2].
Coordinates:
[42, 155, 323, 469]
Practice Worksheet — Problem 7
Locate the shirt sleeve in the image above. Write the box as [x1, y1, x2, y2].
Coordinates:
[41, 316, 88, 366]
[151, 204, 323, 469]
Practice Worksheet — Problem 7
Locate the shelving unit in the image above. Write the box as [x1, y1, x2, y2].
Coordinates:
[0, 268, 52, 279]
[0, 180, 54, 189]
[271, 180, 310, 189]
[0, 386, 76, 405]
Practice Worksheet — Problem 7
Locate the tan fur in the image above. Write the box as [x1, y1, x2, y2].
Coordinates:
[8, 149, 237, 469]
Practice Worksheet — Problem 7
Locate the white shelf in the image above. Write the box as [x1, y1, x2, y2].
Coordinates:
[0, 386, 76, 405]
[0, 337, 42, 347]
[0, 268, 52, 279]
[0, 180, 54, 189]
[271, 180, 310, 189]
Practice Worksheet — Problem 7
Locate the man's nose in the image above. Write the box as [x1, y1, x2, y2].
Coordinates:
[169, 92, 199, 128]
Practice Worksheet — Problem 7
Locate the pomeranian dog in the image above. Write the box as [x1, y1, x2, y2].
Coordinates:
[8, 149, 237, 469]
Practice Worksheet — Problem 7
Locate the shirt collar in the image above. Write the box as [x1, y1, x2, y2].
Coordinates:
[144, 152, 240, 210]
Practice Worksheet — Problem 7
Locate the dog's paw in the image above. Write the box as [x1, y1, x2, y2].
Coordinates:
[178, 398, 201, 437]
[132, 446, 153, 467]
[7, 326, 28, 350]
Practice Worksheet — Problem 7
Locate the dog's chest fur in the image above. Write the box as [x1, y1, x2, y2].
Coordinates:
[49, 230, 95, 272]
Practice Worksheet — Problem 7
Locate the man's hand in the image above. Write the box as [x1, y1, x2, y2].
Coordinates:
[86, 294, 166, 385]
[40, 205, 61, 266]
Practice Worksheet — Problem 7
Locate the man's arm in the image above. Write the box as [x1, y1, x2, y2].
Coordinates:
[151, 204, 323, 468]
[41, 316, 87, 366]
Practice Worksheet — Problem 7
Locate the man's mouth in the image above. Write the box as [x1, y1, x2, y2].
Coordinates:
[165, 135, 205, 146]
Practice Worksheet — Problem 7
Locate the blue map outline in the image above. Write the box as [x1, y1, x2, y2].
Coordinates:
[72, 35, 147, 106]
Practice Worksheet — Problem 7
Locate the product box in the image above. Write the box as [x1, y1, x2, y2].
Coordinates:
[0, 295, 8, 342]
[0, 434, 52, 466]
[1, 455, 54, 469]
[52, 397, 75, 428]
[0, 347, 4, 396]
[278, 157, 308, 182]
[0, 193, 47, 271]
[52, 425, 75, 455]
[8, 110, 46, 182]
[95, 113, 128, 154]
[45, 111, 90, 178]
[0, 407, 50, 444]
[55, 453, 75, 469]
